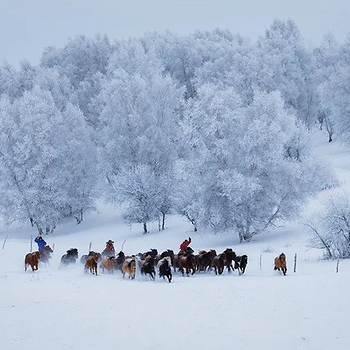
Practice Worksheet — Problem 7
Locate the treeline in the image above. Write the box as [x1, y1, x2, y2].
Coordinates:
[0, 19, 344, 241]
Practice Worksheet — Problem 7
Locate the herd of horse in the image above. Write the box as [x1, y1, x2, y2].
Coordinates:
[24, 243, 288, 281]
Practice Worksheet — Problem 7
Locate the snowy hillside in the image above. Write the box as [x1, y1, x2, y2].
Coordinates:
[1, 129, 350, 350]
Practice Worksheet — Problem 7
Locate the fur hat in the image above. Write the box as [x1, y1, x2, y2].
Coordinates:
[107, 239, 114, 244]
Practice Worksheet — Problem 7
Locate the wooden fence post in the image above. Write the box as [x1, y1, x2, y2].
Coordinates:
[89, 242, 92, 252]
[336, 259, 339, 273]
[2, 234, 8, 250]
[293, 253, 297, 273]
[260, 254, 262, 271]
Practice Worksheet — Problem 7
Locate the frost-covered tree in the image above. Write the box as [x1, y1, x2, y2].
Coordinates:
[195, 36, 258, 106]
[0, 88, 96, 233]
[313, 33, 340, 141]
[96, 41, 183, 231]
[257, 19, 315, 126]
[316, 34, 350, 145]
[179, 87, 334, 241]
[41, 34, 116, 126]
[112, 165, 160, 234]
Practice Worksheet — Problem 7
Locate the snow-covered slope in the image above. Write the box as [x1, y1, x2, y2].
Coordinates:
[1, 130, 350, 350]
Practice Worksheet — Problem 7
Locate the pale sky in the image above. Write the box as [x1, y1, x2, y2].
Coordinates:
[1, 0, 350, 67]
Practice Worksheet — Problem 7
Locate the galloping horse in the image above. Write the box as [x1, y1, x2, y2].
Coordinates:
[40, 245, 53, 266]
[235, 255, 248, 275]
[140, 255, 156, 280]
[274, 253, 287, 276]
[157, 256, 172, 283]
[85, 252, 100, 275]
[177, 251, 196, 276]
[25, 251, 40, 272]
[61, 248, 79, 266]
[122, 259, 136, 279]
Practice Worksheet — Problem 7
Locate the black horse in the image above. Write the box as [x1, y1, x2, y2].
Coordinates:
[114, 251, 126, 271]
[61, 248, 79, 266]
[235, 255, 248, 275]
[158, 256, 172, 283]
[40, 245, 53, 266]
[140, 256, 156, 280]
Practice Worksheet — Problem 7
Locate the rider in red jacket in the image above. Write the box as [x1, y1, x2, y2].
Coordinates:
[179, 237, 191, 252]
[103, 239, 115, 258]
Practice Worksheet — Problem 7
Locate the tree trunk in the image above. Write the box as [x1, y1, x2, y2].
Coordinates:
[162, 212, 166, 231]
[186, 214, 197, 232]
[143, 222, 148, 234]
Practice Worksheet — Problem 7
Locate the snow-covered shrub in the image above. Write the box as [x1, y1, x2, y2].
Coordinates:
[308, 192, 350, 259]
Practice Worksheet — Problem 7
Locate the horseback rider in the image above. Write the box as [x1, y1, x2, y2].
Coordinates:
[179, 237, 192, 253]
[103, 239, 115, 258]
[34, 235, 46, 253]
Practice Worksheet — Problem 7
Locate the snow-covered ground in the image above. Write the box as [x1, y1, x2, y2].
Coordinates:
[1, 130, 350, 350]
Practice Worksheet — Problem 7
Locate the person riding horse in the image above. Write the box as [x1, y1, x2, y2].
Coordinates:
[102, 239, 115, 258]
[34, 235, 46, 253]
[179, 237, 192, 254]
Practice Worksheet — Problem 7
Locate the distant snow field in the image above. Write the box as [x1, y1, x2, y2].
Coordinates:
[1, 131, 350, 350]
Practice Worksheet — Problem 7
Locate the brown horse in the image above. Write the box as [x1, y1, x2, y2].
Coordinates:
[274, 253, 287, 276]
[223, 248, 237, 273]
[122, 259, 136, 279]
[85, 252, 99, 275]
[101, 256, 116, 274]
[178, 253, 196, 276]
[25, 251, 41, 272]
[212, 254, 225, 275]
[196, 249, 217, 272]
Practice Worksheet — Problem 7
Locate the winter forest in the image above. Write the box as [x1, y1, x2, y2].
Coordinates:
[1, 19, 350, 256]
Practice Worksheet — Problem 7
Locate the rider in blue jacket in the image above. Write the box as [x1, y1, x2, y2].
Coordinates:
[34, 235, 46, 253]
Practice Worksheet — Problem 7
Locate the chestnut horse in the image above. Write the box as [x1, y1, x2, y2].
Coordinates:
[25, 251, 41, 272]
[212, 254, 225, 275]
[274, 253, 287, 276]
[85, 252, 100, 275]
[178, 253, 196, 276]
[196, 249, 217, 272]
